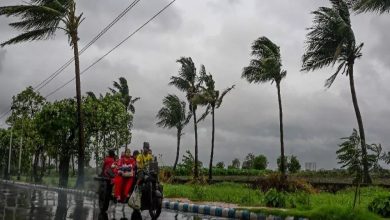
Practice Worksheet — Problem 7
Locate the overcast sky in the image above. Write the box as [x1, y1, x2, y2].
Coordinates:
[0, 0, 389, 170]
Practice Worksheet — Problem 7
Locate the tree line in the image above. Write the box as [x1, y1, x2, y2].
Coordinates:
[0, 78, 137, 188]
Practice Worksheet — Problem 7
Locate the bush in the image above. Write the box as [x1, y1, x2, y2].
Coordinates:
[368, 195, 390, 217]
[264, 188, 286, 208]
[289, 191, 311, 209]
[251, 173, 316, 193]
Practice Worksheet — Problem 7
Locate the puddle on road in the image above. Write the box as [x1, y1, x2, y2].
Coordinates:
[0, 183, 226, 220]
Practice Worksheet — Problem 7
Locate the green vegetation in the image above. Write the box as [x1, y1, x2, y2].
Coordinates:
[368, 195, 390, 217]
[164, 182, 387, 219]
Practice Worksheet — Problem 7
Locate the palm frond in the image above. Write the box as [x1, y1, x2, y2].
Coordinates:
[216, 85, 235, 108]
[242, 36, 284, 85]
[325, 61, 347, 88]
[169, 76, 191, 92]
[301, 0, 361, 89]
[349, 0, 390, 13]
[1, 27, 56, 46]
[197, 105, 211, 123]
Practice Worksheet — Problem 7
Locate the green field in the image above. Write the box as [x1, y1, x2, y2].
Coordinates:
[164, 182, 389, 220]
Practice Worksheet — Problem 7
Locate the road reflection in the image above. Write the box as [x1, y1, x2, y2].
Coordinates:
[0, 183, 226, 220]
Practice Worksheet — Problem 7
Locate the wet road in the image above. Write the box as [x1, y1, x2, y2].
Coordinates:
[0, 183, 228, 220]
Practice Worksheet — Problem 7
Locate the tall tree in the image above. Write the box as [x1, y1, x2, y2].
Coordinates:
[110, 77, 140, 147]
[193, 66, 234, 181]
[169, 57, 203, 179]
[156, 94, 191, 171]
[302, 0, 371, 183]
[348, 0, 390, 13]
[0, 0, 86, 187]
[242, 36, 287, 180]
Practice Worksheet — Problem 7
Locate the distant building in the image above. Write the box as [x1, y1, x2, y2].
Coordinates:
[305, 162, 316, 171]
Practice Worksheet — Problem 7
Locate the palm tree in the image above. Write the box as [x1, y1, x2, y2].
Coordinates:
[0, 0, 86, 187]
[302, 0, 371, 183]
[193, 66, 234, 181]
[156, 94, 191, 171]
[242, 36, 287, 180]
[169, 57, 202, 179]
[110, 77, 140, 148]
[348, 0, 390, 13]
[110, 77, 140, 114]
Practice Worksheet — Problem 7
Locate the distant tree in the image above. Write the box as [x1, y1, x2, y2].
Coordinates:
[231, 158, 240, 169]
[337, 129, 382, 208]
[170, 57, 203, 179]
[242, 153, 256, 169]
[242, 36, 287, 180]
[253, 154, 268, 170]
[181, 150, 202, 176]
[216, 162, 225, 169]
[110, 77, 140, 146]
[193, 68, 234, 181]
[277, 156, 288, 173]
[288, 155, 301, 173]
[156, 94, 191, 171]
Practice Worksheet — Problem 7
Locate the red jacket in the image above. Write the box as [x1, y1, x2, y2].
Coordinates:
[102, 156, 115, 177]
[117, 156, 136, 176]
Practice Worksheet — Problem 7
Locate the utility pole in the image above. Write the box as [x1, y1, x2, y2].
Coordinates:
[7, 129, 13, 180]
[17, 136, 22, 181]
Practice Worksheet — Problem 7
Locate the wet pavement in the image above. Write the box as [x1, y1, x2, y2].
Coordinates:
[0, 183, 228, 220]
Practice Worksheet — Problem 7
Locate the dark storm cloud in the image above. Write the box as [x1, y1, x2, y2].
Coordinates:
[0, 0, 389, 169]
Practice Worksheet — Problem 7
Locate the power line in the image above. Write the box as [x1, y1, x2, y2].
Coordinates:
[0, 0, 141, 122]
[45, 0, 177, 99]
[35, 0, 142, 92]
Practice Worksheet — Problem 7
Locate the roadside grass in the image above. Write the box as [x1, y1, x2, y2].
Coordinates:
[164, 182, 389, 219]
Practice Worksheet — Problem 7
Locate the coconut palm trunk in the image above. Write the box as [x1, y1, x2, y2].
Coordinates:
[276, 82, 286, 179]
[348, 63, 371, 184]
[72, 32, 85, 188]
[193, 108, 199, 179]
[174, 128, 182, 171]
[208, 106, 215, 181]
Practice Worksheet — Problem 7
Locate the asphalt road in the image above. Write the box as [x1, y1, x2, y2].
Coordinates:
[0, 182, 228, 220]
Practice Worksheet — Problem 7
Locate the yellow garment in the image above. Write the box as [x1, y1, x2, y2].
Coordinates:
[136, 153, 153, 169]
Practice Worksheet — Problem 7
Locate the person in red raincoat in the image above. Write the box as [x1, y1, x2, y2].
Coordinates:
[101, 149, 116, 178]
[114, 148, 136, 202]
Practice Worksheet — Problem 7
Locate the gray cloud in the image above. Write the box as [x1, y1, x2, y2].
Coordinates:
[0, 0, 389, 169]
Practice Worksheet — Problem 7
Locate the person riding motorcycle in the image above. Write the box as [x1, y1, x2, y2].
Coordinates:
[136, 142, 153, 170]
[113, 148, 136, 202]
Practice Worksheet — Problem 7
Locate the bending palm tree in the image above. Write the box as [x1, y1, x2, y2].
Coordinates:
[0, 0, 86, 187]
[194, 66, 234, 181]
[348, 0, 390, 13]
[302, 0, 371, 183]
[156, 94, 191, 171]
[242, 36, 287, 180]
[169, 57, 202, 179]
[110, 77, 140, 114]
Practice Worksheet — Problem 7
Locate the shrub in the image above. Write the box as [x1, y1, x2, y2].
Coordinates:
[264, 188, 286, 208]
[368, 196, 390, 217]
[251, 173, 316, 193]
[289, 191, 311, 209]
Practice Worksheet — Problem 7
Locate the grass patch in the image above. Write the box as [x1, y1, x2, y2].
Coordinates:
[164, 182, 390, 219]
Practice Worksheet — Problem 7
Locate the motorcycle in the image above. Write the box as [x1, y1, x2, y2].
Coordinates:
[95, 159, 163, 220]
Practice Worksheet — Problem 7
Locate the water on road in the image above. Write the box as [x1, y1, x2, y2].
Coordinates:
[0, 183, 228, 220]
